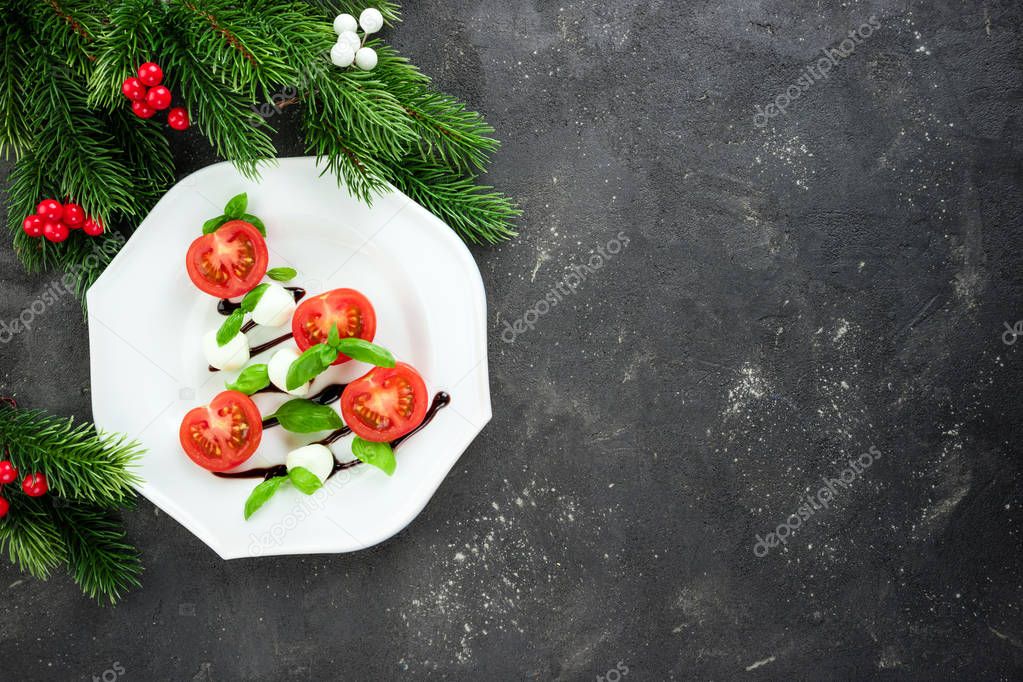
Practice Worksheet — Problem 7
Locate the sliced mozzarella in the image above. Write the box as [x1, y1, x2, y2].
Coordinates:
[203, 329, 249, 371]
[286, 444, 334, 483]
[267, 347, 309, 397]
[251, 283, 297, 328]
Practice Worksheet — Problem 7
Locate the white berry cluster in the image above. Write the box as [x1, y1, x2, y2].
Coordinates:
[331, 8, 384, 70]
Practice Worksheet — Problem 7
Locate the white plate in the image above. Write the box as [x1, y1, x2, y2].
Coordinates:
[87, 157, 491, 559]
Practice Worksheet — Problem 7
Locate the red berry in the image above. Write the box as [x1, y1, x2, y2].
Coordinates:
[36, 198, 63, 221]
[0, 461, 18, 484]
[82, 217, 105, 237]
[0, 496, 8, 519]
[21, 473, 48, 497]
[42, 221, 69, 242]
[21, 215, 43, 238]
[137, 62, 163, 87]
[167, 107, 190, 131]
[145, 85, 172, 111]
[121, 76, 146, 101]
[63, 203, 85, 228]
[132, 100, 156, 119]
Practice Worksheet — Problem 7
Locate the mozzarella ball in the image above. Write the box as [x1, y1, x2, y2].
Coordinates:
[251, 283, 297, 327]
[337, 30, 361, 52]
[203, 329, 249, 371]
[355, 47, 378, 71]
[333, 13, 358, 34]
[267, 347, 309, 397]
[330, 42, 356, 68]
[359, 8, 384, 34]
[286, 444, 334, 483]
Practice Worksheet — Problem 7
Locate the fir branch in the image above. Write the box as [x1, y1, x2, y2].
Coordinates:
[389, 158, 519, 244]
[0, 403, 142, 507]
[27, 0, 102, 76]
[52, 503, 142, 604]
[0, 496, 66, 580]
[0, 9, 33, 157]
[86, 0, 166, 111]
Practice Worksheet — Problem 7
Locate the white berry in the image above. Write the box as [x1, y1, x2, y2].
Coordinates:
[267, 347, 309, 397]
[286, 444, 334, 484]
[337, 30, 361, 52]
[359, 8, 384, 34]
[333, 13, 358, 35]
[330, 42, 356, 68]
[250, 283, 296, 327]
[355, 47, 378, 71]
[203, 329, 249, 371]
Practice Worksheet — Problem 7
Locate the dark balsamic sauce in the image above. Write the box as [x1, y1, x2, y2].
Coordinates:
[214, 391, 451, 482]
[207, 331, 295, 372]
[208, 287, 306, 372]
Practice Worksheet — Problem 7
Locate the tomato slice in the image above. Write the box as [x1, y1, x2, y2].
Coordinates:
[292, 288, 376, 365]
[340, 362, 429, 442]
[185, 220, 268, 298]
[179, 390, 263, 471]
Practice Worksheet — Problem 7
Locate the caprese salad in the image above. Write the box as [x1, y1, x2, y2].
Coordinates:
[179, 194, 449, 519]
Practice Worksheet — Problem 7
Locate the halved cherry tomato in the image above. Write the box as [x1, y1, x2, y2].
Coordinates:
[340, 362, 428, 442]
[185, 220, 268, 298]
[292, 288, 376, 365]
[179, 390, 263, 471]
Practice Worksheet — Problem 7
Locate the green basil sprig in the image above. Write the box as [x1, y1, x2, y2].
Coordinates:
[285, 325, 395, 390]
[215, 283, 270, 346]
[202, 192, 267, 236]
[267, 399, 343, 433]
[243, 466, 322, 519]
[225, 364, 270, 394]
[351, 437, 396, 476]
[266, 267, 297, 282]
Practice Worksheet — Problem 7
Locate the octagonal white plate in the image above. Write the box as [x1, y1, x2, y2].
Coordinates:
[87, 157, 491, 559]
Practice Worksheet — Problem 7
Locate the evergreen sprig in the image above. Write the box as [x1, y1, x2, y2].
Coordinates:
[0, 402, 142, 506]
[0, 401, 143, 603]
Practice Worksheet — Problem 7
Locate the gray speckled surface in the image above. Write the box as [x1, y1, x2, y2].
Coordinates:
[2, 1, 1023, 679]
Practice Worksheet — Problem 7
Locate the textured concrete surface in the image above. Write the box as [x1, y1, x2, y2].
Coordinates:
[2, 1, 1022, 679]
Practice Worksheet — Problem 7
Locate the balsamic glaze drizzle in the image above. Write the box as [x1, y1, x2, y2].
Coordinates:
[213, 391, 451, 482]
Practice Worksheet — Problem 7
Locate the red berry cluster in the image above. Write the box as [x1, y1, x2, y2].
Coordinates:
[122, 61, 190, 131]
[22, 198, 104, 242]
[0, 461, 48, 520]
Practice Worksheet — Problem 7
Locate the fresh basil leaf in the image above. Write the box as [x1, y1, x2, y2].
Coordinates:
[269, 399, 343, 433]
[242, 213, 266, 236]
[327, 322, 340, 348]
[266, 267, 296, 282]
[224, 193, 248, 219]
[202, 215, 228, 234]
[351, 437, 396, 476]
[216, 309, 245, 346]
[240, 283, 270, 313]
[225, 364, 269, 395]
[336, 338, 395, 367]
[244, 476, 285, 519]
[285, 343, 339, 390]
[288, 466, 323, 494]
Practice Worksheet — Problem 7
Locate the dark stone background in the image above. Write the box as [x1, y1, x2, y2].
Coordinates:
[2, 0, 1022, 679]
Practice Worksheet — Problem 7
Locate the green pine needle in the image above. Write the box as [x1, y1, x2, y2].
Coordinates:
[0, 402, 142, 507]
